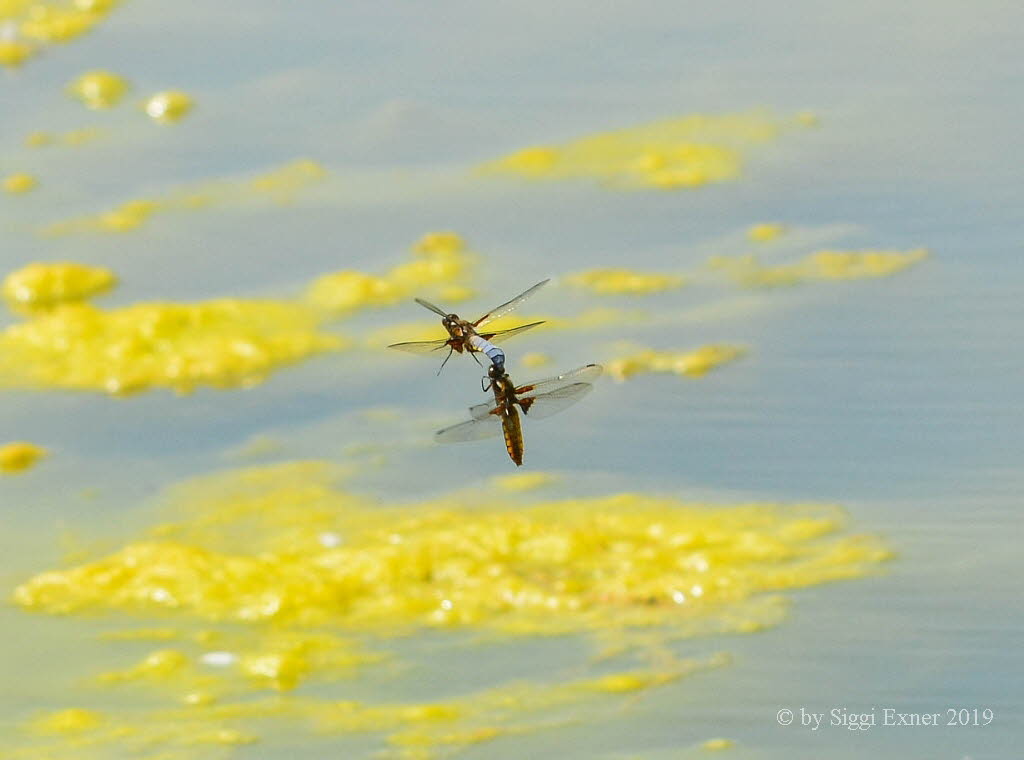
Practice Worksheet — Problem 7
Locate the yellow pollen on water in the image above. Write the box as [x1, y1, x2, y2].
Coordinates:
[3, 172, 37, 193]
[42, 159, 327, 235]
[0, 441, 47, 473]
[308, 232, 474, 316]
[0, 299, 345, 395]
[747, 222, 786, 242]
[249, 158, 327, 201]
[479, 112, 786, 189]
[144, 90, 194, 123]
[66, 69, 129, 108]
[2, 262, 116, 312]
[28, 708, 103, 735]
[565, 268, 686, 295]
[702, 737, 736, 750]
[607, 345, 747, 381]
[0, 38, 33, 66]
[520, 352, 552, 368]
[490, 472, 558, 492]
[13, 462, 891, 633]
[709, 248, 929, 287]
[7, 461, 890, 758]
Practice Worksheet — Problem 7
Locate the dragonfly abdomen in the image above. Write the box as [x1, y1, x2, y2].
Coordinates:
[468, 334, 505, 370]
[502, 407, 524, 466]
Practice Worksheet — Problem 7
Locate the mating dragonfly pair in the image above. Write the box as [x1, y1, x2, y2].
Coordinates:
[388, 280, 601, 466]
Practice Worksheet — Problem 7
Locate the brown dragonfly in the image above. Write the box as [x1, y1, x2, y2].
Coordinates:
[435, 363, 602, 466]
[387, 280, 549, 373]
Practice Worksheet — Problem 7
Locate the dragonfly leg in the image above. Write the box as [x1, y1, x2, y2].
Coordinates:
[436, 347, 454, 375]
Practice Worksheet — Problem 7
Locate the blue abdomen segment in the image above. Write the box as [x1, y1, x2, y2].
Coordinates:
[469, 334, 505, 370]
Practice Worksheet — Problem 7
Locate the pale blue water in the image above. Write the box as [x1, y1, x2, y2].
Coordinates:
[2, 1, 1022, 757]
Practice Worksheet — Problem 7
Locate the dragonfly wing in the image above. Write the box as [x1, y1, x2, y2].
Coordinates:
[514, 364, 603, 395]
[474, 279, 550, 327]
[518, 383, 593, 420]
[434, 415, 503, 443]
[480, 321, 546, 344]
[469, 400, 498, 420]
[414, 297, 449, 317]
[387, 338, 451, 355]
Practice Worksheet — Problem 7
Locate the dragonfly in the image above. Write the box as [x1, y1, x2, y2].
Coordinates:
[387, 279, 549, 373]
[435, 363, 602, 466]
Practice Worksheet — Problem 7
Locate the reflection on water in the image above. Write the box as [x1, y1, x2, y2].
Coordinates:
[2, 0, 1022, 758]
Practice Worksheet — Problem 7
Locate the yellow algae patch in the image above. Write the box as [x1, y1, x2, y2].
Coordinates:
[6, 461, 892, 760]
[24, 130, 54, 147]
[747, 222, 786, 242]
[237, 631, 380, 691]
[66, 69, 128, 108]
[95, 631, 378, 694]
[309, 232, 473, 317]
[810, 248, 929, 279]
[97, 198, 161, 231]
[491, 472, 558, 493]
[703, 738, 736, 750]
[710, 248, 928, 287]
[14, 462, 890, 635]
[0, 38, 33, 66]
[583, 670, 679, 694]
[520, 351, 551, 368]
[24, 128, 102, 147]
[28, 708, 103, 735]
[0, 299, 344, 395]
[250, 158, 326, 201]
[796, 110, 820, 127]
[3, 261, 116, 312]
[17, 1, 115, 44]
[46, 197, 171, 234]
[607, 345, 746, 382]
[309, 271, 405, 313]
[3, 172, 37, 194]
[99, 627, 181, 642]
[100, 648, 190, 683]
[42, 159, 326, 236]
[0, 441, 46, 473]
[413, 231, 465, 254]
[144, 90, 194, 123]
[479, 112, 783, 189]
[225, 433, 285, 460]
[15, 708, 259, 758]
[565, 268, 685, 295]
[313, 656, 724, 749]
[438, 283, 474, 303]
[8, 659, 714, 760]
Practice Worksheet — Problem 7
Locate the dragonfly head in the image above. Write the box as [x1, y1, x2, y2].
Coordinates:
[442, 315, 461, 334]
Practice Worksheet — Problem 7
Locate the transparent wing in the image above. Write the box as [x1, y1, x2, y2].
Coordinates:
[469, 400, 498, 420]
[434, 415, 502, 443]
[474, 279, 550, 327]
[480, 321, 546, 344]
[518, 382, 593, 420]
[514, 364, 603, 395]
[387, 338, 450, 355]
[414, 297, 449, 317]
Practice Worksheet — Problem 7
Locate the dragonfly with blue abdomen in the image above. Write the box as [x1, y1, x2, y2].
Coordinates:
[435, 363, 602, 466]
[387, 279, 549, 373]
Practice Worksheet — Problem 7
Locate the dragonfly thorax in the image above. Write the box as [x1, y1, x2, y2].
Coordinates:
[443, 315, 465, 335]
